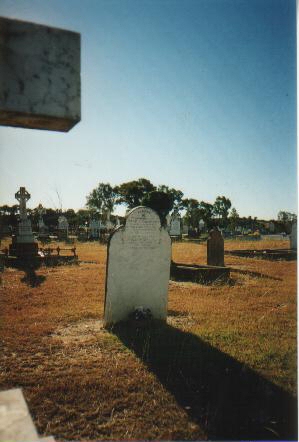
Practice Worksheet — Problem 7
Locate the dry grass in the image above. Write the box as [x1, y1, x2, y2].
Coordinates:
[0, 238, 297, 440]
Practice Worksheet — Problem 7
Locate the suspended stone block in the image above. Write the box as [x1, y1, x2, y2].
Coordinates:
[0, 17, 81, 132]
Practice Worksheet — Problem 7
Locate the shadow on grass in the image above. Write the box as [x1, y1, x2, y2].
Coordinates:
[112, 320, 297, 440]
[19, 261, 46, 288]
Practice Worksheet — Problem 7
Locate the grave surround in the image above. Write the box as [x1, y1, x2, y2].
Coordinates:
[104, 206, 171, 326]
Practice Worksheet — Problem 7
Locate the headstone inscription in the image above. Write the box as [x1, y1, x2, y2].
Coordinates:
[104, 206, 171, 327]
[9, 187, 38, 257]
[0, 17, 81, 132]
[290, 222, 297, 249]
[207, 227, 224, 266]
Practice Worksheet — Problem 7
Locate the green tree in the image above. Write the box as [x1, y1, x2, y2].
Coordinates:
[65, 209, 77, 227]
[182, 198, 200, 228]
[198, 201, 214, 228]
[76, 209, 91, 226]
[213, 196, 232, 225]
[142, 191, 174, 224]
[115, 178, 156, 209]
[277, 211, 297, 223]
[228, 207, 239, 231]
[86, 183, 117, 213]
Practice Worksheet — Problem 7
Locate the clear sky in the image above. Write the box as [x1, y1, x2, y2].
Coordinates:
[0, 0, 297, 219]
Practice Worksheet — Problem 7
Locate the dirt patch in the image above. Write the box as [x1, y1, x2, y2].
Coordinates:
[52, 318, 108, 344]
[167, 312, 197, 329]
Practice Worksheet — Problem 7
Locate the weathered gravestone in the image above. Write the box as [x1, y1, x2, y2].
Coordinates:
[104, 206, 171, 327]
[290, 222, 297, 249]
[89, 219, 101, 239]
[57, 215, 69, 240]
[198, 219, 205, 232]
[37, 204, 47, 233]
[207, 227, 224, 266]
[0, 388, 55, 441]
[169, 211, 181, 236]
[0, 17, 80, 132]
[182, 223, 189, 235]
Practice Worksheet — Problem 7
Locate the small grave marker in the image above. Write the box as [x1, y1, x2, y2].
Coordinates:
[104, 206, 171, 326]
[207, 227, 224, 266]
[57, 215, 69, 240]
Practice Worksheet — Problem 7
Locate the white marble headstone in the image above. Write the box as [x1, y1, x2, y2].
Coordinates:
[104, 206, 171, 326]
[169, 213, 181, 236]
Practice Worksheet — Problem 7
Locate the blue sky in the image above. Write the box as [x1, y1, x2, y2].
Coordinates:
[0, 0, 297, 219]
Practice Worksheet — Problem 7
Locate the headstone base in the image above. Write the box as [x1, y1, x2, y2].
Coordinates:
[57, 231, 68, 241]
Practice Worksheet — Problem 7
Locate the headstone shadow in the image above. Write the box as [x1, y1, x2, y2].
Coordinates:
[112, 320, 297, 440]
[20, 263, 46, 287]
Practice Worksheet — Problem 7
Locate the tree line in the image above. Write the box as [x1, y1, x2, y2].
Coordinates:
[86, 178, 233, 229]
[0, 178, 296, 233]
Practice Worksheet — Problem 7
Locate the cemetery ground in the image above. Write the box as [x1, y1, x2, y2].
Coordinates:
[0, 238, 296, 441]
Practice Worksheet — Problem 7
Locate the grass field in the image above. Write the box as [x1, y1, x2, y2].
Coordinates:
[0, 238, 297, 440]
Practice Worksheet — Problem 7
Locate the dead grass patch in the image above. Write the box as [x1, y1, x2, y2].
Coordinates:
[0, 238, 296, 440]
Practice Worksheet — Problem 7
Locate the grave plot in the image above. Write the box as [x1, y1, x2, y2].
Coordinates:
[224, 223, 297, 261]
[171, 227, 230, 284]
[2, 187, 78, 269]
[225, 248, 297, 260]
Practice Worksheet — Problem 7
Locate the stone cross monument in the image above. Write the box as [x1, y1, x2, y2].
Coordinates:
[15, 187, 34, 242]
[9, 187, 38, 257]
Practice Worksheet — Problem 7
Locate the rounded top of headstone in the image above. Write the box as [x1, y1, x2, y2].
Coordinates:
[209, 226, 222, 238]
[126, 206, 161, 229]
